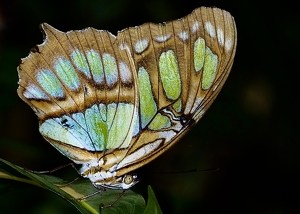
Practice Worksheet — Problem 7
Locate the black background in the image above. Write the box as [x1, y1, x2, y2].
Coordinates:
[0, 0, 299, 213]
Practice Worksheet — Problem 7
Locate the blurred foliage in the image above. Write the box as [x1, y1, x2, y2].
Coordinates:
[0, 0, 299, 213]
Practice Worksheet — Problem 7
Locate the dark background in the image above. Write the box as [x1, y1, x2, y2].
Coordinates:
[0, 0, 299, 213]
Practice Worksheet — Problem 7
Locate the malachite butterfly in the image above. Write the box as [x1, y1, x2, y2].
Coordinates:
[17, 7, 236, 190]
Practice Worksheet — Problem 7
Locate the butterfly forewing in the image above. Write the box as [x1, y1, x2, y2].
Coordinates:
[17, 7, 236, 189]
[114, 7, 236, 174]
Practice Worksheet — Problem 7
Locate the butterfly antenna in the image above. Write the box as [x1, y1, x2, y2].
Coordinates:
[99, 190, 126, 209]
[146, 167, 220, 175]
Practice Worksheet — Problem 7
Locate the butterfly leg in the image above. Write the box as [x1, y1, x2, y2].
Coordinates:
[24, 162, 83, 187]
[24, 162, 76, 174]
[72, 186, 106, 200]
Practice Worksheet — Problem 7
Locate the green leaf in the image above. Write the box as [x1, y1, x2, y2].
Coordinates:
[0, 158, 148, 214]
[143, 186, 163, 214]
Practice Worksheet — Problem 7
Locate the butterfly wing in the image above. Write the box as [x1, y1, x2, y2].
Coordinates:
[17, 24, 139, 164]
[17, 7, 236, 187]
[113, 7, 237, 176]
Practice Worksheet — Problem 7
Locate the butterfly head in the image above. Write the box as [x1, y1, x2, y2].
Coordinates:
[94, 173, 140, 190]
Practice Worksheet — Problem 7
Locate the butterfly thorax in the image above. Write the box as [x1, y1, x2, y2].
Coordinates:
[79, 158, 139, 189]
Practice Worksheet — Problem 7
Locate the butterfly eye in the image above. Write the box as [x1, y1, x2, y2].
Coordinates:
[121, 173, 139, 189]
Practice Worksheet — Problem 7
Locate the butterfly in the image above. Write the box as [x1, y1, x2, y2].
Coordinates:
[17, 7, 236, 190]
